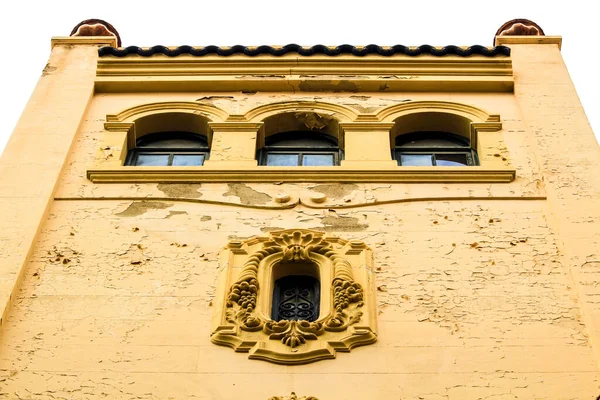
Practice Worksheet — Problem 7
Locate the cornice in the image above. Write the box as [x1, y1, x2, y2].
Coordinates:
[98, 44, 510, 57]
[87, 167, 516, 183]
[95, 51, 513, 93]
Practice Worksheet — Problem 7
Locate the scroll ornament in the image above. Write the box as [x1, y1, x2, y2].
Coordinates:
[269, 392, 318, 400]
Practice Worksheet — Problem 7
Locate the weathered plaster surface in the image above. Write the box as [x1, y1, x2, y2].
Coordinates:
[0, 196, 597, 398]
[2, 42, 600, 399]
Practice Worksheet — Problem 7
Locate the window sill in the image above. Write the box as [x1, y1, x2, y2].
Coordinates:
[87, 166, 515, 183]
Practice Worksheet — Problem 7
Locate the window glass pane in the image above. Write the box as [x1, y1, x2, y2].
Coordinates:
[266, 153, 299, 166]
[302, 154, 335, 166]
[400, 154, 434, 166]
[435, 153, 469, 166]
[135, 154, 170, 166]
[172, 154, 205, 166]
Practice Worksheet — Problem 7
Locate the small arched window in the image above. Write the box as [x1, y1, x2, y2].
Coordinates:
[394, 131, 478, 166]
[125, 131, 209, 166]
[259, 131, 340, 166]
[272, 275, 320, 322]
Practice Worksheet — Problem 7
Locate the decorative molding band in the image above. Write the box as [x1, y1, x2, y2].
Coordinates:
[86, 167, 516, 183]
[54, 196, 548, 212]
[99, 44, 510, 57]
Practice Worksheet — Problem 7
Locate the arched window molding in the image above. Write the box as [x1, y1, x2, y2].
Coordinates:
[97, 101, 227, 168]
[239, 100, 358, 125]
[374, 100, 499, 125]
[373, 101, 507, 170]
[211, 229, 377, 364]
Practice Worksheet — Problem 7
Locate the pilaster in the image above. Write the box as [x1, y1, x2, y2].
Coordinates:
[0, 37, 108, 324]
[203, 122, 263, 167]
[339, 122, 397, 168]
[509, 38, 600, 369]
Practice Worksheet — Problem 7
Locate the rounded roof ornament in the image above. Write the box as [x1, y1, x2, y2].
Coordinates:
[70, 19, 121, 47]
[494, 19, 545, 45]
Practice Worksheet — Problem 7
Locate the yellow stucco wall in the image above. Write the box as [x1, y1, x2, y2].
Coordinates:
[1, 37, 600, 399]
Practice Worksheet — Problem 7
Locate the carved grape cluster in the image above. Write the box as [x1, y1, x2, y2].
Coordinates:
[333, 279, 363, 311]
[227, 278, 259, 312]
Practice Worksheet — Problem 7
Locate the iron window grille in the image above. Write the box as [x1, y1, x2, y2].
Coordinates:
[394, 131, 478, 167]
[272, 275, 320, 322]
[125, 131, 209, 166]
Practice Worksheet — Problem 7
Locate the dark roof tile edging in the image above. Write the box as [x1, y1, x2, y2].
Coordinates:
[98, 44, 510, 57]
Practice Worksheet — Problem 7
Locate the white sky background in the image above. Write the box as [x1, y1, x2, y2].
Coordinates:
[0, 0, 598, 154]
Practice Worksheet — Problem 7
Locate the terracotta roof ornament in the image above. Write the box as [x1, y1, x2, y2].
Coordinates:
[70, 19, 122, 47]
[494, 18, 545, 45]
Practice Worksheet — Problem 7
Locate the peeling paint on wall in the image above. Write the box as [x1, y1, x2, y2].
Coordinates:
[314, 210, 368, 232]
[157, 183, 202, 198]
[166, 211, 188, 219]
[298, 80, 359, 92]
[223, 183, 271, 205]
[312, 183, 358, 199]
[115, 201, 173, 217]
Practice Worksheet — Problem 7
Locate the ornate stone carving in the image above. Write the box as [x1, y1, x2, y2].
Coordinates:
[295, 112, 333, 130]
[269, 392, 318, 400]
[211, 229, 377, 364]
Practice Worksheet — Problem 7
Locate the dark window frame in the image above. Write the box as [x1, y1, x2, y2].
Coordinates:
[259, 131, 342, 167]
[125, 131, 210, 167]
[272, 275, 320, 322]
[393, 131, 479, 167]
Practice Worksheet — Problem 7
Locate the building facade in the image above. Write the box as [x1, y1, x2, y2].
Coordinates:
[0, 18, 599, 399]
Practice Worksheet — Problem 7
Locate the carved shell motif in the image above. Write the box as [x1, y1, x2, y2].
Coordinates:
[264, 230, 325, 262]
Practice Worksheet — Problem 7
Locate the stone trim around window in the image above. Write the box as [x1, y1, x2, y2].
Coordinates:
[210, 229, 377, 365]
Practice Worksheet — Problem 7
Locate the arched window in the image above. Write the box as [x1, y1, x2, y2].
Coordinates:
[259, 131, 340, 166]
[394, 131, 478, 166]
[272, 275, 320, 322]
[125, 131, 209, 166]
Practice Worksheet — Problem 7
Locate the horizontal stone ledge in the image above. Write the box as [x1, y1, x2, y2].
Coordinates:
[87, 166, 516, 183]
[94, 76, 514, 93]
